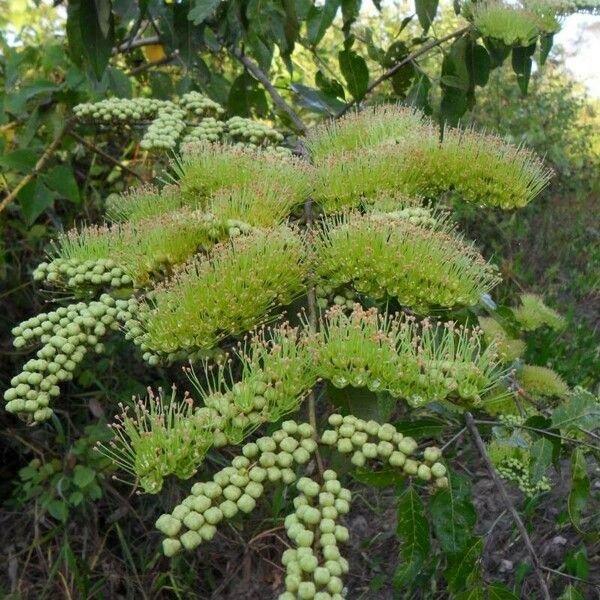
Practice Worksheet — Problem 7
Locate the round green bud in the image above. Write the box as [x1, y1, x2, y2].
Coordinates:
[245, 481, 264, 499]
[320, 430, 338, 446]
[296, 529, 315, 548]
[282, 420, 298, 435]
[257, 436, 277, 453]
[260, 451, 276, 468]
[403, 459, 419, 475]
[351, 450, 365, 467]
[180, 530, 203, 551]
[325, 560, 342, 577]
[328, 414, 343, 427]
[232, 456, 250, 470]
[322, 545, 340, 561]
[156, 514, 182, 537]
[267, 466, 282, 482]
[298, 423, 314, 438]
[203, 482, 222, 499]
[334, 499, 350, 514]
[298, 581, 316, 599]
[423, 446, 442, 463]
[378, 423, 396, 441]
[237, 494, 256, 513]
[435, 476, 449, 489]
[281, 468, 297, 485]
[362, 443, 378, 459]
[321, 506, 338, 520]
[280, 437, 299, 453]
[377, 441, 394, 458]
[324, 480, 341, 495]
[162, 538, 182, 557]
[199, 523, 217, 541]
[389, 451, 406, 468]
[314, 566, 331, 586]
[285, 574, 301, 593]
[319, 518, 336, 534]
[249, 466, 267, 482]
[431, 462, 447, 478]
[323, 470, 338, 481]
[334, 525, 349, 543]
[277, 452, 294, 468]
[303, 506, 321, 525]
[223, 485, 242, 501]
[398, 437, 418, 455]
[327, 576, 343, 594]
[220, 499, 238, 519]
[336, 438, 353, 454]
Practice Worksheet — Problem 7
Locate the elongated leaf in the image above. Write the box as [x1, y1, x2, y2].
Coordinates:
[353, 467, 405, 488]
[291, 83, 345, 114]
[338, 49, 369, 100]
[454, 587, 484, 600]
[188, 0, 220, 24]
[539, 33, 554, 66]
[568, 448, 589, 530]
[394, 486, 431, 588]
[394, 418, 445, 440]
[43, 165, 80, 204]
[445, 537, 482, 592]
[558, 585, 584, 600]
[487, 585, 520, 600]
[529, 437, 552, 484]
[429, 473, 476, 555]
[306, 0, 340, 46]
[79, 0, 114, 79]
[18, 179, 54, 226]
[511, 43, 536, 96]
[551, 388, 600, 432]
[415, 0, 439, 32]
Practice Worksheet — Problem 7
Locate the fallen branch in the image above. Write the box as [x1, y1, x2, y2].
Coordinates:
[0, 120, 71, 216]
[336, 24, 471, 118]
[464, 412, 552, 600]
[229, 46, 308, 135]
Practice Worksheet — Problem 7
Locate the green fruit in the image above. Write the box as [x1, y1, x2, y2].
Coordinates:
[328, 414, 343, 427]
[336, 439, 353, 454]
[237, 494, 256, 513]
[389, 451, 406, 468]
[180, 530, 202, 551]
[303, 506, 321, 525]
[398, 437, 418, 455]
[325, 560, 342, 576]
[249, 466, 267, 482]
[220, 499, 238, 519]
[298, 581, 316, 599]
[322, 545, 340, 561]
[403, 459, 419, 475]
[320, 430, 338, 445]
[417, 464, 432, 481]
[245, 481, 264, 499]
[156, 514, 182, 537]
[314, 566, 331, 586]
[199, 523, 217, 541]
[327, 576, 343, 594]
[191, 495, 211, 513]
[162, 538, 182, 557]
[296, 529, 315, 548]
[319, 518, 335, 534]
[323, 470, 337, 481]
[431, 462, 447, 478]
[362, 443, 378, 459]
[424, 446, 442, 463]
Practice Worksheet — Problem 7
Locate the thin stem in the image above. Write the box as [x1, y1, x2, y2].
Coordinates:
[336, 25, 471, 118]
[114, 34, 160, 54]
[541, 565, 600, 590]
[69, 131, 146, 181]
[229, 46, 308, 135]
[465, 412, 551, 600]
[474, 419, 599, 452]
[127, 52, 178, 76]
[441, 426, 467, 451]
[0, 120, 71, 215]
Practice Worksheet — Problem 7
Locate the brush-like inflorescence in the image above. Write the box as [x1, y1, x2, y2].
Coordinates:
[517, 364, 570, 399]
[33, 209, 233, 292]
[4, 294, 134, 422]
[313, 213, 500, 312]
[126, 227, 307, 357]
[95, 387, 215, 494]
[478, 317, 526, 363]
[306, 105, 424, 162]
[313, 306, 503, 408]
[471, 0, 559, 46]
[310, 107, 552, 211]
[175, 143, 310, 205]
[512, 293, 565, 331]
[105, 185, 185, 223]
[186, 323, 318, 443]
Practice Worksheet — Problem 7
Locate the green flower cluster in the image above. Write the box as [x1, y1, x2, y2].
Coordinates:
[4, 294, 132, 422]
[140, 103, 187, 151]
[155, 420, 317, 556]
[279, 472, 351, 600]
[517, 364, 570, 399]
[310, 106, 552, 211]
[181, 118, 226, 144]
[312, 306, 502, 408]
[512, 293, 565, 331]
[177, 143, 309, 206]
[127, 227, 307, 354]
[478, 317, 526, 363]
[489, 440, 552, 496]
[314, 213, 500, 312]
[73, 97, 164, 124]
[96, 387, 215, 494]
[226, 116, 285, 146]
[105, 185, 184, 223]
[471, 1, 560, 46]
[43, 209, 232, 290]
[179, 91, 225, 118]
[187, 323, 317, 442]
[33, 257, 133, 293]
[321, 413, 449, 487]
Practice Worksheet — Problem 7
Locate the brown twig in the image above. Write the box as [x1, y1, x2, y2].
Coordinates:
[69, 131, 145, 181]
[336, 24, 471, 118]
[127, 52, 178, 76]
[229, 46, 308, 135]
[465, 412, 551, 600]
[113, 34, 160, 54]
[0, 120, 71, 215]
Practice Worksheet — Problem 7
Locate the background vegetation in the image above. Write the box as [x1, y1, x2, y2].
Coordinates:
[1, 0, 599, 598]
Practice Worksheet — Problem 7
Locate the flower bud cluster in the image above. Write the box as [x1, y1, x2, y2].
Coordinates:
[321, 414, 449, 488]
[33, 257, 132, 293]
[156, 420, 316, 556]
[4, 295, 133, 422]
[179, 91, 225, 118]
[73, 97, 165, 124]
[140, 103, 187, 151]
[181, 118, 226, 144]
[226, 116, 284, 146]
[279, 471, 351, 600]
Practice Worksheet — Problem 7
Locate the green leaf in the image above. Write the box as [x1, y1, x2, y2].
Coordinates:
[528, 437, 552, 484]
[487, 584, 520, 599]
[454, 587, 484, 600]
[327, 383, 381, 421]
[338, 49, 369, 100]
[429, 473, 476, 555]
[352, 467, 405, 488]
[551, 388, 600, 432]
[79, 0, 114, 79]
[394, 418, 445, 440]
[291, 83, 345, 115]
[406, 73, 432, 113]
[468, 44, 491, 87]
[188, 0, 220, 24]
[445, 537, 482, 592]
[47, 499, 69, 522]
[315, 70, 345, 99]
[568, 448, 589, 530]
[43, 165, 80, 204]
[0, 149, 39, 173]
[511, 43, 536, 96]
[69, 491, 85, 506]
[394, 486, 431, 589]
[558, 585, 584, 600]
[306, 0, 340, 46]
[73, 465, 96, 489]
[105, 66, 132, 98]
[18, 179, 54, 226]
[228, 72, 268, 117]
[415, 0, 439, 33]
[539, 33, 554, 66]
